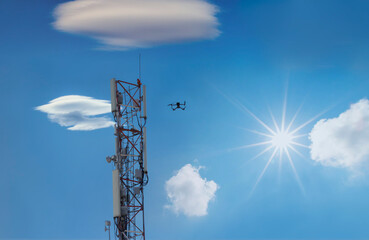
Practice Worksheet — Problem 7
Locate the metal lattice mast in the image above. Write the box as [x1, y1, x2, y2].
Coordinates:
[107, 78, 148, 240]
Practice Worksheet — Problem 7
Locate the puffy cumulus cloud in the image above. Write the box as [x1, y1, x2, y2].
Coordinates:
[36, 95, 114, 131]
[309, 99, 369, 169]
[165, 164, 218, 217]
[52, 0, 220, 49]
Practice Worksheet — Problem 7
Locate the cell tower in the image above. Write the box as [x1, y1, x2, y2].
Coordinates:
[106, 78, 148, 240]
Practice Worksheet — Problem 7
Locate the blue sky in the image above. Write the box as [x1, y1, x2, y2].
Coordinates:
[1, 0, 369, 239]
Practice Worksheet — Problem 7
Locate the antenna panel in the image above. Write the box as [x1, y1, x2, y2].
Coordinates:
[143, 127, 147, 173]
[112, 169, 121, 217]
[110, 78, 117, 113]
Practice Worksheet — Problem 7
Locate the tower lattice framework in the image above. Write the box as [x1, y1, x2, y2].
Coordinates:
[108, 78, 148, 240]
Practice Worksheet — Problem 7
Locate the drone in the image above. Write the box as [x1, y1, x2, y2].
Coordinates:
[168, 101, 186, 111]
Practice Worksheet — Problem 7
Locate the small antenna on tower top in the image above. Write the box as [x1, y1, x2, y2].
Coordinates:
[139, 53, 141, 80]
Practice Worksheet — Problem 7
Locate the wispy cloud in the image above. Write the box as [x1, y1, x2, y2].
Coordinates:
[309, 98, 369, 170]
[165, 164, 218, 217]
[36, 95, 114, 131]
[52, 0, 220, 50]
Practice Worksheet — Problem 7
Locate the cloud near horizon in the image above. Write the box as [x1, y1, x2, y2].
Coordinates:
[309, 98, 369, 169]
[53, 0, 220, 50]
[36, 95, 114, 131]
[165, 164, 218, 217]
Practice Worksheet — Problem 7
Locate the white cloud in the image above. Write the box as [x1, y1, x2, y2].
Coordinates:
[36, 95, 114, 131]
[165, 164, 218, 217]
[53, 0, 220, 49]
[309, 98, 369, 169]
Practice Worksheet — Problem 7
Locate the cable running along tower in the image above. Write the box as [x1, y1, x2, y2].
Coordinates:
[107, 78, 148, 240]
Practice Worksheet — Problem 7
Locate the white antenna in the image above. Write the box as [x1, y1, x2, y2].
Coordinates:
[143, 127, 147, 173]
[112, 169, 121, 218]
[110, 78, 117, 113]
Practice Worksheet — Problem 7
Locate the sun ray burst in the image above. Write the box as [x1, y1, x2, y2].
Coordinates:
[214, 87, 313, 196]
[290, 141, 309, 148]
[228, 140, 273, 151]
[247, 145, 274, 163]
[287, 144, 305, 158]
[249, 147, 279, 196]
[268, 106, 281, 133]
[284, 147, 305, 195]
[241, 128, 274, 138]
[237, 99, 311, 196]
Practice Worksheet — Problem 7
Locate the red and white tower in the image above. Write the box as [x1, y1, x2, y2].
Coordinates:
[107, 78, 148, 240]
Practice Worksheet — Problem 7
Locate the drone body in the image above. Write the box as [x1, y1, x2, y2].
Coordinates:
[168, 101, 186, 111]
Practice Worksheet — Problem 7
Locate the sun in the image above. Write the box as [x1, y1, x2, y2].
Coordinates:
[238, 104, 311, 195]
[217, 86, 325, 195]
[223, 92, 325, 196]
[271, 130, 293, 149]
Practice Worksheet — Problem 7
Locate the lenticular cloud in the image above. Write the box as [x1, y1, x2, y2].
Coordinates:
[36, 95, 114, 131]
[165, 164, 218, 217]
[52, 0, 220, 49]
[309, 98, 369, 169]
